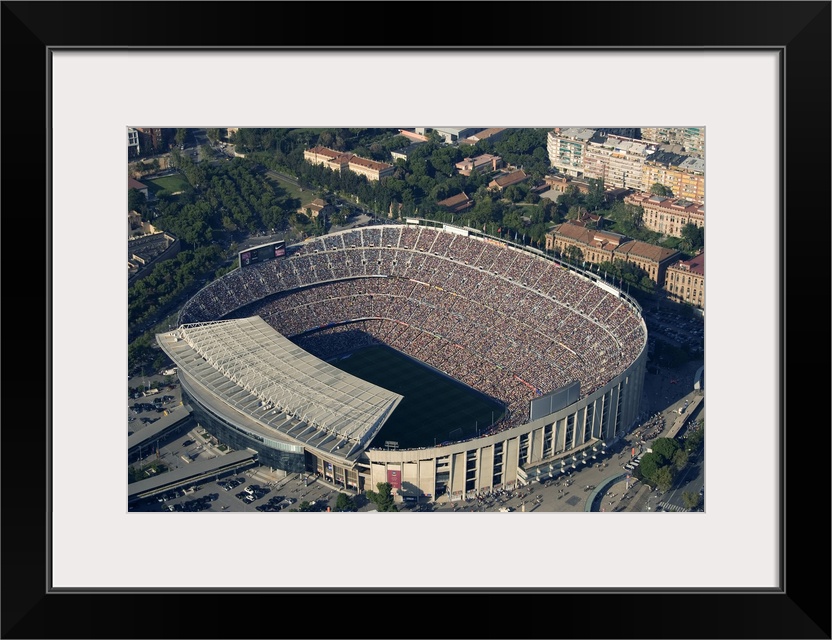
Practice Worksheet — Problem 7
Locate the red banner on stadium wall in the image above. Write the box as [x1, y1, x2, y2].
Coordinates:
[387, 469, 401, 489]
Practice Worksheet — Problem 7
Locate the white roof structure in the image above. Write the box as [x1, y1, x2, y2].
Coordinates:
[156, 317, 403, 456]
[679, 156, 706, 173]
[557, 127, 596, 141]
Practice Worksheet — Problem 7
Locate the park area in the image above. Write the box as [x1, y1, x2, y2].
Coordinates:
[265, 171, 316, 209]
[146, 173, 192, 196]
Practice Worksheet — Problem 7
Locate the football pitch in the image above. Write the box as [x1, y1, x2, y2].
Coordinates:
[329, 345, 505, 449]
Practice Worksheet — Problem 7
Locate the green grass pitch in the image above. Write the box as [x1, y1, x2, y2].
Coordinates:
[329, 345, 505, 449]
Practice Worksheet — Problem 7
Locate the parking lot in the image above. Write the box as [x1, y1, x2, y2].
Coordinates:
[129, 457, 359, 513]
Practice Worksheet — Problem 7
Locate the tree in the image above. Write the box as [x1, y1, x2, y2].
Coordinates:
[682, 491, 701, 510]
[629, 204, 644, 230]
[366, 482, 397, 512]
[330, 208, 347, 227]
[672, 449, 689, 470]
[655, 465, 675, 492]
[128, 188, 147, 213]
[175, 128, 187, 147]
[638, 451, 663, 482]
[206, 128, 220, 143]
[650, 437, 680, 461]
[639, 275, 655, 292]
[680, 223, 704, 253]
[685, 424, 704, 453]
[585, 178, 605, 210]
[567, 204, 588, 221]
[563, 245, 584, 265]
[334, 493, 356, 512]
[650, 182, 673, 197]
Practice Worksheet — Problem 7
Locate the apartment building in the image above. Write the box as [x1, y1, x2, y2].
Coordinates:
[547, 127, 596, 177]
[128, 127, 141, 156]
[583, 135, 659, 191]
[642, 152, 705, 202]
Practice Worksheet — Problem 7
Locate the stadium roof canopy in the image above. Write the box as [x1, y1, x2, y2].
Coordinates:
[155, 317, 403, 455]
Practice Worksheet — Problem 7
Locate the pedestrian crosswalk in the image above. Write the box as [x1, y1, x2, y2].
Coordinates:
[658, 502, 686, 512]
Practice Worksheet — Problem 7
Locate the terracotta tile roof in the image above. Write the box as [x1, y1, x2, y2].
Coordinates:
[456, 153, 500, 168]
[671, 251, 705, 276]
[626, 191, 703, 213]
[617, 240, 680, 263]
[128, 177, 148, 190]
[490, 169, 528, 189]
[437, 192, 471, 208]
[553, 222, 625, 249]
[472, 127, 505, 140]
[348, 156, 393, 171]
[460, 128, 507, 144]
[306, 146, 342, 160]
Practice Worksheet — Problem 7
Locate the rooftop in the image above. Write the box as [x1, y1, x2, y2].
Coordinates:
[679, 157, 706, 173]
[672, 251, 705, 276]
[551, 127, 597, 142]
[490, 169, 528, 188]
[437, 192, 471, 208]
[305, 146, 343, 159]
[349, 156, 393, 171]
[156, 317, 403, 454]
[616, 240, 680, 263]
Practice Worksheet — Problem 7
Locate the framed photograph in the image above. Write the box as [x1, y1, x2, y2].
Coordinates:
[4, 1, 829, 638]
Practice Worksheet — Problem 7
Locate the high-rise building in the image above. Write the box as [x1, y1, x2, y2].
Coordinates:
[583, 135, 659, 191]
[547, 128, 596, 177]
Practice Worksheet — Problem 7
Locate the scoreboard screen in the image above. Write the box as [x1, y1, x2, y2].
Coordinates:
[239, 241, 286, 268]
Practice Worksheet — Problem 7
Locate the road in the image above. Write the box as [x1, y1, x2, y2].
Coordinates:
[658, 442, 704, 511]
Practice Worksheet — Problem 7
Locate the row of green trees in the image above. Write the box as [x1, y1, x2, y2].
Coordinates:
[128, 245, 225, 330]
[633, 426, 704, 499]
[155, 157, 294, 246]
[237, 127, 704, 260]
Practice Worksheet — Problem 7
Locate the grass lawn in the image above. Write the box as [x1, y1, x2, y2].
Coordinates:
[266, 172, 316, 208]
[329, 345, 505, 449]
[147, 173, 192, 195]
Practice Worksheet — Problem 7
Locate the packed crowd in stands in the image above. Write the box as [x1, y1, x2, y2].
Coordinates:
[178, 224, 647, 433]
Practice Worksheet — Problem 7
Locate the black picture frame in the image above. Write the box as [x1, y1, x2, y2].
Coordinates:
[3, 2, 829, 638]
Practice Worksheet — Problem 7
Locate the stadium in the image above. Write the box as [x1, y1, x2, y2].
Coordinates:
[156, 221, 648, 502]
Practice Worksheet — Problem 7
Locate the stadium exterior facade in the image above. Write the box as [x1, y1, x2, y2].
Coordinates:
[159, 222, 648, 502]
